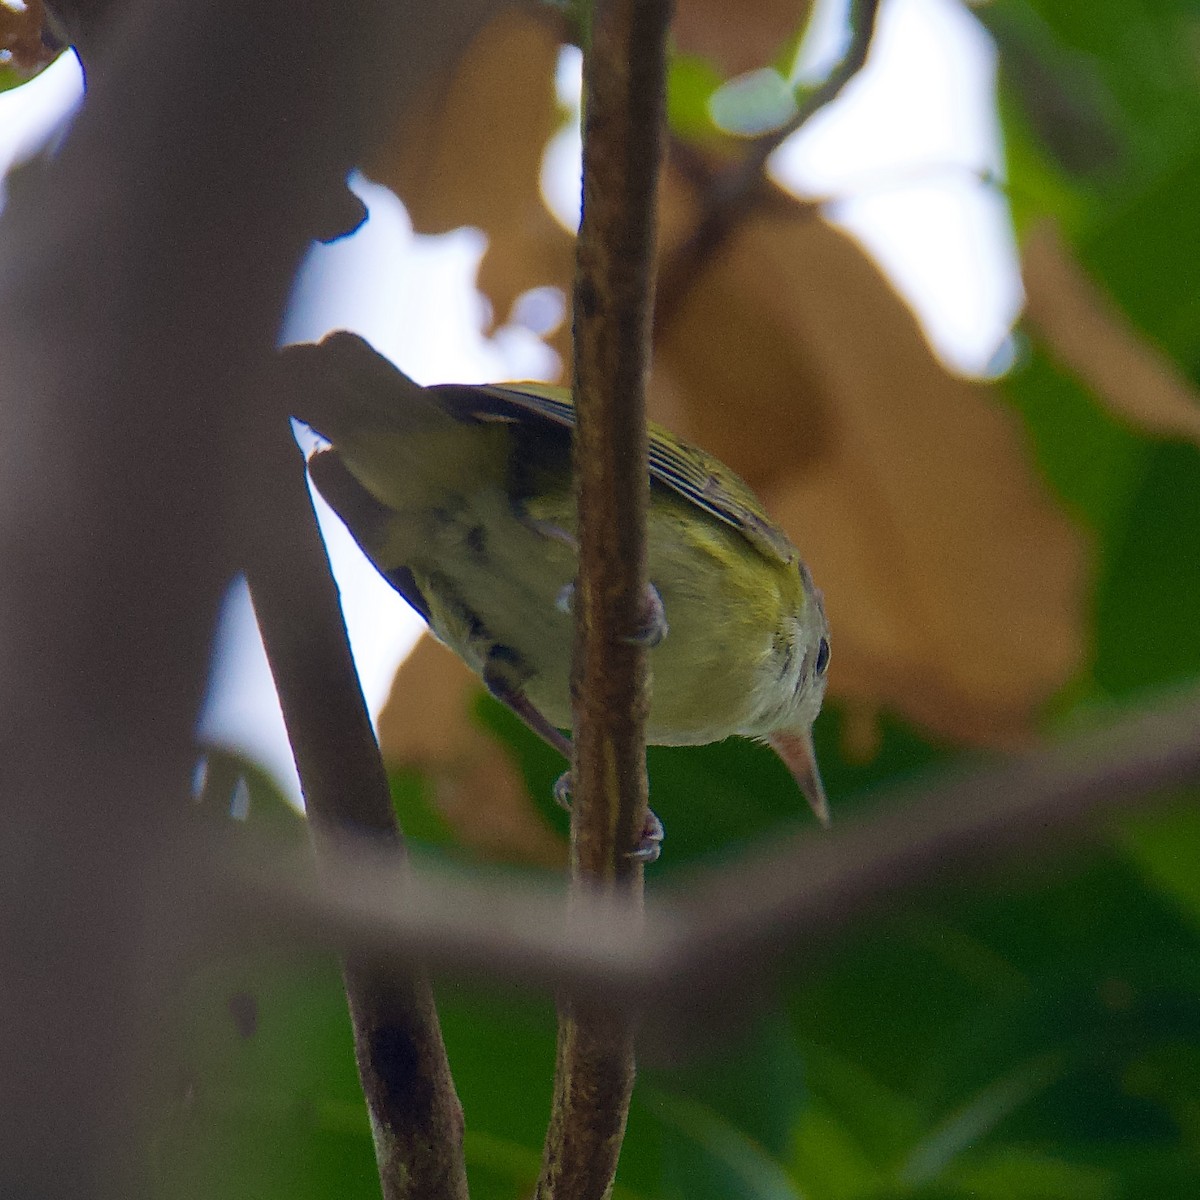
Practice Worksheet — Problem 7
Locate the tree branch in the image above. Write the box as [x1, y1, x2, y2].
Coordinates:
[246, 435, 467, 1200]
[537, 0, 673, 1195]
[241, 684, 1200, 1024]
[656, 0, 883, 325]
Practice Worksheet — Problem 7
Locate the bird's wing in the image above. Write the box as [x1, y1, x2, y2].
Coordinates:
[433, 380, 797, 566]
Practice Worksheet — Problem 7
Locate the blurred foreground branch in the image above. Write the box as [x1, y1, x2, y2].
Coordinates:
[0, 0, 509, 1193]
[539, 0, 673, 1194]
[657, 0, 883, 324]
[247, 437, 466, 1200]
[244, 684, 1200, 1019]
[0, 0, 405, 1193]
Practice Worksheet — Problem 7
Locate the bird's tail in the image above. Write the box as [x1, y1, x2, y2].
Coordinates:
[279, 331, 445, 445]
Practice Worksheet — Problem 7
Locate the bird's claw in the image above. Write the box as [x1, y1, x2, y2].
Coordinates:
[623, 582, 668, 647]
[553, 769, 574, 810]
[556, 580, 667, 647]
[552, 770, 664, 863]
[629, 810, 665, 863]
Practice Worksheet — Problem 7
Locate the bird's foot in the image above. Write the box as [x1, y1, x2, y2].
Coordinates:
[625, 582, 668, 647]
[630, 809, 665, 863]
[553, 770, 664, 864]
[552, 768, 574, 810]
[554, 580, 668, 647]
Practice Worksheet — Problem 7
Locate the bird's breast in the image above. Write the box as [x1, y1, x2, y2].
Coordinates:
[404, 484, 801, 746]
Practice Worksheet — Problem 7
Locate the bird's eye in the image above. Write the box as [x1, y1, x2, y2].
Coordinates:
[815, 636, 830, 675]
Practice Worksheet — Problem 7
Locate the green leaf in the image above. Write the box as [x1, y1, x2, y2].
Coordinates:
[645, 1012, 808, 1157]
[1094, 444, 1200, 696]
[641, 1086, 802, 1200]
[789, 1104, 888, 1200]
[1081, 145, 1200, 363]
[794, 1044, 923, 1168]
[389, 765, 459, 848]
[472, 689, 572, 842]
[998, 349, 1149, 545]
[1118, 794, 1200, 927]
[944, 1145, 1119, 1200]
[898, 1054, 1065, 1187]
[192, 744, 306, 841]
[667, 54, 725, 142]
[0, 63, 24, 95]
[985, 0, 1200, 198]
[786, 847, 1200, 1187]
[150, 952, 377, 1200]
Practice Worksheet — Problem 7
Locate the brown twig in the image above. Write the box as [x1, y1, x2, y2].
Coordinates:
[536, 0, 673, 1195]
[242, 683, 1200, 1020]
[246, 435, 467, 1200]
[656, 0, 883, 326]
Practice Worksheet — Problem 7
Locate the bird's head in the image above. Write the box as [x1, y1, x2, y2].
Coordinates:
[766, 561, 831, 825]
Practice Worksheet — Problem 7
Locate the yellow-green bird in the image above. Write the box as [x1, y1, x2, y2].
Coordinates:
[282, 332, 831, 860]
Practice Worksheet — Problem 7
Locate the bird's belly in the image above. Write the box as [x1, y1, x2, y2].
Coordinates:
[405, 488, 788, 747]
[518, 584, 775, 746]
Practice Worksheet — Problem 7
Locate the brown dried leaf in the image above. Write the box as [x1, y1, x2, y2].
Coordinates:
[674, 0, 814, 77]
[376, 634, 566, 869]
[1023, 219, 1200, 446]
[1, 0, 58, 76]
[653, 175, 1088, 744]
[365, 7, 575, 330]
[652, 170, 830, 484]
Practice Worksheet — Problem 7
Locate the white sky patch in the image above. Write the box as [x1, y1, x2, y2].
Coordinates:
[547, 0, 1020, 376]
[0, 51, 81, 173]
[542, 44, 584, 233]
[793, 0, 858, 84]
[774, 0, 1022, 373]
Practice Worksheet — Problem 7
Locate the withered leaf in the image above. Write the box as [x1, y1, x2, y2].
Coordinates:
[368, 33, 1089, 755]
[1, 0, 58, 77]
[1023, 219, 1200, 447]
[653, 175, 1088, 744]
[674, 0, 814, 78]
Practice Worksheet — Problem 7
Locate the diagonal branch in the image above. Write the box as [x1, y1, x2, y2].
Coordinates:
[656, 0, 883, 325]
[537, 0, 674, 1195]
[242, 683, 1200, 1022]
[246, 432, 467, 1200]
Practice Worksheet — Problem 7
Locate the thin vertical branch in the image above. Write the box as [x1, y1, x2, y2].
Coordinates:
[537, 0, 673, 1196]
[246, 435, 467, 1200]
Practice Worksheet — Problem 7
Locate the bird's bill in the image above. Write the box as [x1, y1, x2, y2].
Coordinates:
[766, 728, 830, 827]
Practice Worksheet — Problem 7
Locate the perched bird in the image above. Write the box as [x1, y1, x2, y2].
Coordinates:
[281, 332, 831, 860]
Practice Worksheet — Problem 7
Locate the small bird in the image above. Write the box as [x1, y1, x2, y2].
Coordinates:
[281, 332, 831, 860]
